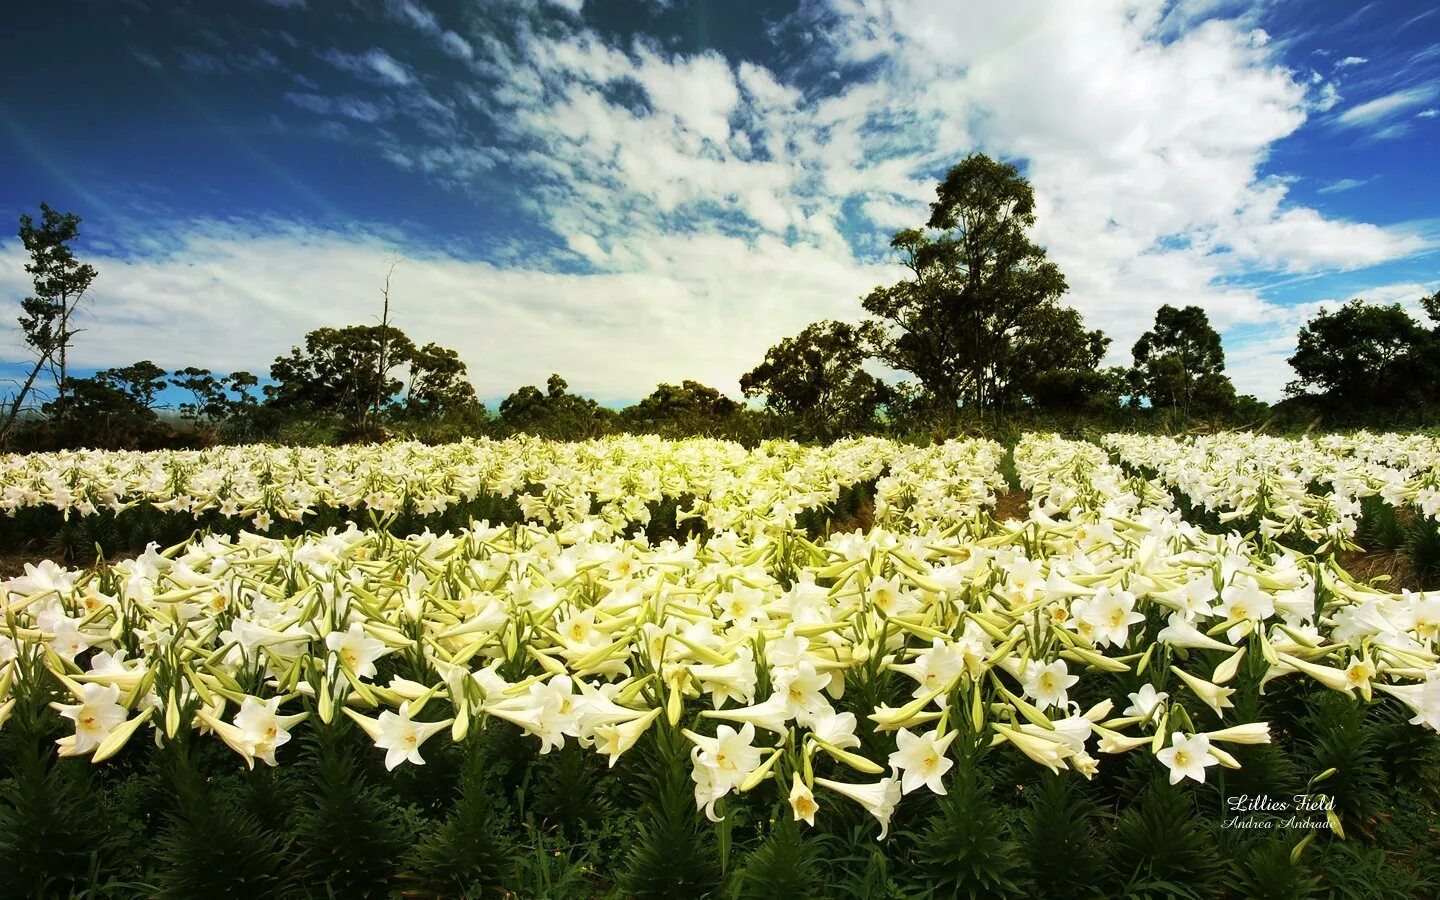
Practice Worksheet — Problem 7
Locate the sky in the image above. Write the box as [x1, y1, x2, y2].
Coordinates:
[1, 0, 1438, 406]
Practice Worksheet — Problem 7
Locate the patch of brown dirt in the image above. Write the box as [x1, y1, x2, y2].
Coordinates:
[991, 490, 1031, 525]
[1336, 548, 1423, 593]
[828, 497, 875, 535]
[0, 550, 38, 579]
[0, 543, 136, 579]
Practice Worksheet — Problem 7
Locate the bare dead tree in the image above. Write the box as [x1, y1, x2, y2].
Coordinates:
[371, 259, 401, 424]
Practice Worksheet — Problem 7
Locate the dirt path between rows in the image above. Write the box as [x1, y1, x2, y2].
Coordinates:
[991, 490, 1031, 524]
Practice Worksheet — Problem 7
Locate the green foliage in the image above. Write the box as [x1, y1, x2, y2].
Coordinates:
[1314, 841, 1430, 900]
[0, 719, 128, 895]
[0, 692, 1432, 899]
[1130, 304, 1237, 421]
[152, 736, 292, 898]
[1366, 698, 1440, 791]
[1286, 297, 1440, 419]
[1107, 779, 1221, 896]
[740, 320, 891, 440]
[402, 341, 482, 419]
[862, 153, 1090, 419]
[1355, 495, 1406, 551]
[497, 373, 615, 439]
[3, 203, 99, 446]
[1402, 515, 1440, 588]
[38, 361, 169, 449]
[1224, 680, 1302, 801]
[1296, 692, 1382, 823]
[1028, 365, 1127, 415]
[621, 380, 738, 434]
[290, 720, 423, 898]
[619, 725, 723, 898]
[730, 813, 829, 900]
[530, 742, 617, 841]
[1223, 833, 1320, 900]
[409, 734, 516, 895]
[1017, 773, 1105, 898]
[171, 366, 261, 434]
[268, 324, 419, 425]
[508, 835, 594, 898]
[907, 760, 1025, 897]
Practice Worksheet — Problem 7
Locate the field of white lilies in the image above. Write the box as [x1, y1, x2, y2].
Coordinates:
[2, 432, 1439, 898]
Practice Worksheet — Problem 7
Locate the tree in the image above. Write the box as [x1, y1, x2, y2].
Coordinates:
[1423, 290, 1440, 326]
[97, 360, 167, 409]
[1004, 306, 1110, 412]
[497, 374, 612, 438]
[740, 320, 890, 439]
[403, 343, 479, 418]
[1027, 366, 1128, 414]
[1130, 305, 1236, 420]
[1286, 299, 1434, 414]
[2, 205, 98, 445]
[172, 367, 261, 427]
[372, 260, 400, 424]
[267, 325, 418, 425]
[622, 381, 739, 434]
[862, 154, 1069, 419]
[42, 361, 165, 449]
[637, 381, 737, 419]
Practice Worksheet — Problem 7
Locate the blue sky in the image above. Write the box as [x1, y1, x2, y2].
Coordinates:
[1, 0, 1437, 405]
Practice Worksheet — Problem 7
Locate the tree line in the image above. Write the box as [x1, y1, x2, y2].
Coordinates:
[6, 159, 1437, 450]
[739, 154, 1438, 436]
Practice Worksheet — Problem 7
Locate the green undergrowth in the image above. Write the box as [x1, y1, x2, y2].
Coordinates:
[1, 480, 886, 567]
[2, 666, 1437, 898]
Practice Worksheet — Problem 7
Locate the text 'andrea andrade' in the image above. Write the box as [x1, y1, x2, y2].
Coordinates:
[1223, 793, 1336, 830]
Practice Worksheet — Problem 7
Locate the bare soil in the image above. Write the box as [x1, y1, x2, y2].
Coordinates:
[991, 489, 1031, 524]
[829, 497, 875, 535]
[1336, 547, 1425, 594]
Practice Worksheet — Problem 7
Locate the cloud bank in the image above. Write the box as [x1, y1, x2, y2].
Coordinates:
[4, 0, 1430, 402]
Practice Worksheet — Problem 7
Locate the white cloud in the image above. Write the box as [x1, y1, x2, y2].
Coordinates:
[1311, 81, 1341, 112]
[1334, 83, 1440, 129]
[1336, 55, 1367, 68]
[780, 1, 1424, 369]
[1317, 177, 1371, 194]
[284, 92, 390, 123]
[389, 0, 438, 32]
[178, 50, 229, 76]
[0, 224, 883, 402]
[47, 0, 1434, 403]
[383, 0, 474, 60]
[1419, 107, 1439, 118]
[439, 31, 474, 60]
[320, 48, 415, 86]
[361, 48, 414, 86]
[1215, 183, 1426, 272]
[130, 49, 163, 70]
